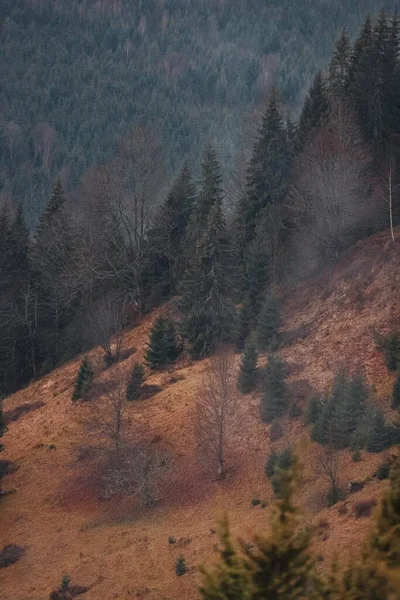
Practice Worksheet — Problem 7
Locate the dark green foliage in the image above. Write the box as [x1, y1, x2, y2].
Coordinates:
[328, 28, 352, 99]
[296, 71, 330, 151]
[327, 486, 345, 507]
[261, 354, 287, 422]
[71, 357, 93, 401]
[145, 317, 181, 369]
[384, 333, 400, 371]
[312, 369, 369, 449]
[305, 395, 323, 425]
[0, 404, 6, 439]
[179, 147, 234, 359]
[175, 556, 187, 576]
[126, 363, 145, 401]
[235, 93, 291, 300]
[265, 448, 294, 498]
[234, 301, 253, 353]
[376, 460, 391, 480]
[237, 340, 258, 394]
[289, 402, 303, 419]
[392, 373, 400, 409]
[367, 410, 392, 453]
[257, 295, 281, 351]
[352, 449, 362, 462]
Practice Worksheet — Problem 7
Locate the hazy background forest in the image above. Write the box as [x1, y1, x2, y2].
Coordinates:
[0, 0, 397, 223]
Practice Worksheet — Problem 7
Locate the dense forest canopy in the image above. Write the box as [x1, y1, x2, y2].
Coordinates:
[0, 0, 397, 223]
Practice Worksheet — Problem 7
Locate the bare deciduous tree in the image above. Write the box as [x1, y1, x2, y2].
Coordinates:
[193, 348, 238, 480]
[103, 446, 173, 506]
[86, 294, 127, 365]
[313, 443, 343, 502]
[86, 375, 128, 455]
[289, 104, 376, 271]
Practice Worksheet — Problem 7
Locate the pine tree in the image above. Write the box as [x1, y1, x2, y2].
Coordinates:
[175, 556, 187, 576]
[297, 71, 330, 151]
[237, 339, 258, 394]
[369, 458, 400, 568]
[72, 357, 93, 401]
[367, 410, 391, 453]
[145, 317, 181, 369]
[243, 460, 317, 599]
[261, 354, 287, 422]
[0, 401, 6, 439]
[179, 167, 233, 359]
[392, 373, 400, 409]
[191, 142, 223, 242]
[126, 363, 145, 401]
[200, 459, 317, 600]
[199, 517, 252, 600]
[234, 300, 253, 353]
[328, 28, 352, 100]
[235, 91, 291, 299]
[305, 395, 323, 425]
[384, 333, 400, 371]
[147, 164, 196, 296]
[257, 294, 281, 351]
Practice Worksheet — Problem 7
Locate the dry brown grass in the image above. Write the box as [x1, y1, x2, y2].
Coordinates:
[1, 229, 400, 600]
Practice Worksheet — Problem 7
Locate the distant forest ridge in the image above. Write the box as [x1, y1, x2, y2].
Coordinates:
[0, 0, 397, 223]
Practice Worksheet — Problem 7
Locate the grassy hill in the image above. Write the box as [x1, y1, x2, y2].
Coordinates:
[1, 228, 400, 600]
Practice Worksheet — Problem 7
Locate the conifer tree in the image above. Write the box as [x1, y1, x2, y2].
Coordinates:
[384, 333, 400, 371]
[261, 354, 287, 422]
[257, 294, 281, 351]
[200, 459, 318, 600]
[296, 71, 330, 151]
[179, 157, 233, 359]
[367, 410, 391, 453]
[237, 338, 258, 394]
[126, 363, 145, 401]
[328, 28, 352, 100]
[234, 300, 252, 353]
[145, 317, 181, 369]
[191, 142, 223, 242]
[175, 556, 187, 576]
[72, 357, 93, 401]
[199, 517, 252, 600]
[369, 458, 400, 568]
[392, 373, 400, 409]
[237, 90, 291, 251]
[0, 401, 6, 439]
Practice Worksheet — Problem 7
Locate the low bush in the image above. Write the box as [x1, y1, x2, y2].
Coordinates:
[354, 499, 377, 519]
[0, 545, 25, 568]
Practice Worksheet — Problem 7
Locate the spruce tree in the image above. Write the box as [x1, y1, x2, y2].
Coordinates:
[145, 317, 181, 369]
[328, 28, 352, 100]
[392, 373, 400, 409]
[179, 159, 233, 359]
[367, 410, 391, 453]
[369, 458, 400, 568]
[234, 90, 291, 299]
[0, 401, 6, 439]
[175, 556, 187, 576]
[126, 363, 145, 401]
[237, 339, 258, 394]
[243, 461, 317, 599]
[261, 354, 287, 422]
[296, 71, 330, 151]
[257, 294, 281, 351]
[72, 357, 93, 401]
[305, 395, 323, 425]
[234, 300, 252, 353]
[384, 333, 400, 371]
[199, 517, 252, 600]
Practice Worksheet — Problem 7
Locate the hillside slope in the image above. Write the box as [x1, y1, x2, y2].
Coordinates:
[1, 229, 400, 600]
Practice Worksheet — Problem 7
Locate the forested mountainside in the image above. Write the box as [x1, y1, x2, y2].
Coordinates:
[1, 9, 400, 399]
[0, 0, 396, 222]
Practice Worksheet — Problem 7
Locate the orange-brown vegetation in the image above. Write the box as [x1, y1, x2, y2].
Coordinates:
[1, 229, 400, 600]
